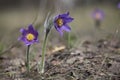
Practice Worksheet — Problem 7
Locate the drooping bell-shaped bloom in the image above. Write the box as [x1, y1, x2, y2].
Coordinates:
[18, 24, 39, 46]
[92, 9, 105, 21]
[54, 12, 74, 35]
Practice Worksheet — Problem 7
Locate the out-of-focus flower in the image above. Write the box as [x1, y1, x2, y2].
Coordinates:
[118, 2, 120, 8]
[54, 12, 74, 35]
[18, 24, 39, 46]
[92, 9, 105, 21]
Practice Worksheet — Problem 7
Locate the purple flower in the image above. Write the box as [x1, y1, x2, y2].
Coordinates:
[118, 2, 120, 9]
[54, 12, 74, 35]
[92, 9, 105, 21]
[18, 24, 39, 46]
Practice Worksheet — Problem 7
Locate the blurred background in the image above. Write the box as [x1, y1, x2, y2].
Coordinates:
[0, 0, 120, 52]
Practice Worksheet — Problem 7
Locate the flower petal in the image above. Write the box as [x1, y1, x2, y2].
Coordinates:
[20, 28, 27, 36]
[18, 36, 26, 43]
[59, 12, 69, 18]
[34, 39, 39, 43]
[28, 24, 38, 40]
[22, 37, 34, 46]
[28, 24, 35, 33]
[61, 25, 71, 32]
[54, 25, 63, 36]
[58, 29, 63, 36]
[64, 17, 74, 23]
[34, 31, 39, 40]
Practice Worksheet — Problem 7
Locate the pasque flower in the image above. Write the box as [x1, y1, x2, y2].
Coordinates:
[54, 12, 74, 35]
[19, 24, 39, 45]
[92, 9, 104, 21]
[118, 2, 120, 9]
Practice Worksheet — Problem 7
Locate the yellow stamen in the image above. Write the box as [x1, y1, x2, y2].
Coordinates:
[26, 33, 35, 41]
[56, 18, 63, 27]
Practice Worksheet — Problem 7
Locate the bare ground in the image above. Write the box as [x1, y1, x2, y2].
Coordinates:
[0, 37, 120, 80]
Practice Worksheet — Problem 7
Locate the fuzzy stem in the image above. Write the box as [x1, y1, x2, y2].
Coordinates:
[68, 32, 71, 49]
[26, 45, 30, 73]
[40, 33, 48, 73]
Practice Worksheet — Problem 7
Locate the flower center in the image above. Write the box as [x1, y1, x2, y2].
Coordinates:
[95, 13, 101, 20]
[56, 18, 63, 27]
[26, 33, 35, 41]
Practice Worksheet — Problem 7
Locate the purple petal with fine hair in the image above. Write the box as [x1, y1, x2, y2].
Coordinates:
[34, 31, 39, 40]
[59, 12, 69, 18]
[61, 25, 71, 32]
[20, 36, 38, 46]
[28, 24, 38, 40]
[65, 12, 69, 15]
[20, 28, 27, 36]
[64, 17, 74, 23]
[54, 24, 63, 36]
[58, 29, 63, 36]
[28, 24, 35, 33]
[18, 36, 26, 44]
[20, 28, 24, 33]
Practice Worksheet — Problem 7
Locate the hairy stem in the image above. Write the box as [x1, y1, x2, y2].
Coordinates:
[26, 45, 30, 73]
[68, 32, 71, 49]
[40, 33, 48, 73]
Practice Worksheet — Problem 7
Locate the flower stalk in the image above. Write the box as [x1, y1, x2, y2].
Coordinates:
[40, 12, 52, 73]
[26, 45, 30, 73]
[40, 33, 48, 73]
[67, 32, 71, 49]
